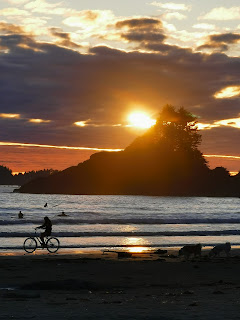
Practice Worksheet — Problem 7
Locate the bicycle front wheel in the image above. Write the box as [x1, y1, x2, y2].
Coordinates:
[46, 237, 60, 253]
[23, 237, 37, 253]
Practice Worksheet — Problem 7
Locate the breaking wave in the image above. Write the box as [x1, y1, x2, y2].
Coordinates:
[1, 218, 240, 225]
[1, 229, 240, 238]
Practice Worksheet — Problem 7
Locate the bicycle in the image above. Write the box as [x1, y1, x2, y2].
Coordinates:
[23, 230, 60, 253]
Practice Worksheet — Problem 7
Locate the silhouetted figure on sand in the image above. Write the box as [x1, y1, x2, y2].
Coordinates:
[36, 216, 52, 246]
[18, 211, 23, 219]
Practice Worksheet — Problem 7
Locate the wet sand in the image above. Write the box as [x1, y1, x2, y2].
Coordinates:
[1, 249, 240, 319]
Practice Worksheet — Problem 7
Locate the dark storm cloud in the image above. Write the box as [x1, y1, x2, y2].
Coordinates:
[121, 32, 166, 43]
[198, 32, 240, 52]
[0, 33, 33, 50]
[0, 25, 239, 155]
[0, 22, 25, 35]
[115, 17, 166, 47]
[49, 27, 82, 49]
[0, 22, 38, 51]
[115, 18, 162, 29]
[210, 33, 240, 43]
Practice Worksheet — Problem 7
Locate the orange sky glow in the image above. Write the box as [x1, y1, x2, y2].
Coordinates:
[0, 142, 239, 175]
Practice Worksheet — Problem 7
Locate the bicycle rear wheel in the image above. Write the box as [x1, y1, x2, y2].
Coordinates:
[46, 237, 60, 253]
[23, 237, 37, 253]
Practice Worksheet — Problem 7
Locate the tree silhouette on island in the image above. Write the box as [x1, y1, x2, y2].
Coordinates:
[17, 105, 240, 196]
[0, 166, 58, 186]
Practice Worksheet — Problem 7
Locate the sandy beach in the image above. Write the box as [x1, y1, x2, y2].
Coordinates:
[0, 249, 240, 319]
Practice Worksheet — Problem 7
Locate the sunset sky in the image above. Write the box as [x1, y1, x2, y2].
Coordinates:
[0, 0, 240, 174]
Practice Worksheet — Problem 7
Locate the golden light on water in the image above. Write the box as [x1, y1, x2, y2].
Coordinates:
[128, 111, 156, 129]
[128, 247, 149, 253]
[214, 86, 240, 99]
[125, 237, 143, 245]
[124, 237, 149, 253]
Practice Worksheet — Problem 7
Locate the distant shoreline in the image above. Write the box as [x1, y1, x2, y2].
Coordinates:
[12, 188, 240, 197]
[1, 246, 240, 257]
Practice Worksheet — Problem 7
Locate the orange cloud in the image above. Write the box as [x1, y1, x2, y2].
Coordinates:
[28, 118, 51, 123]
[214, 86, 240, 99]
[63, 9, 114, 31]
[74, 121, 87, 127]
[0, 113, 20, 118]
[198, 117, 240, 130]
[214, 118, 240, 129]
[204, 154, 240, 160]
[0, 141, 122, 152]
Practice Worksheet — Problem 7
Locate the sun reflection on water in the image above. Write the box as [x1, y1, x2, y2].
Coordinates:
[123, 237, 149, 253]
[128, 247, 149, 253]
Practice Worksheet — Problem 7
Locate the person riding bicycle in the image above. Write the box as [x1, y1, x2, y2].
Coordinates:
[36, 216, 52, 246]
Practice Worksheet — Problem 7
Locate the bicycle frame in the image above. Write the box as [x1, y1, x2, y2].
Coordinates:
[24, 231, 60, 253]
[34, 231, 50, 247]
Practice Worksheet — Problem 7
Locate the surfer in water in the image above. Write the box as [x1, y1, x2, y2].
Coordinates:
[58, 211, 68, 217]
[18, 211, 23, 219]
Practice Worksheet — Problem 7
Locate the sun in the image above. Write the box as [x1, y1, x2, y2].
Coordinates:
[128, 111, 156, 129]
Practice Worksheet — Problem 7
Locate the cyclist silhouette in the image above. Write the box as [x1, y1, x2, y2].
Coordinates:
[36, 216, 52, 246]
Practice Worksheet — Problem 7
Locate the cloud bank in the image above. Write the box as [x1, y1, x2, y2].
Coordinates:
[0, 10, 239, 171]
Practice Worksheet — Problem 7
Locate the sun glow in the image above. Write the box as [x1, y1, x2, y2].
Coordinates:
[128, 111, 156, 129]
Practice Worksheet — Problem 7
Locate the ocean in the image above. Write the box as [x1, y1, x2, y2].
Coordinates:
[0, 185, 240, 252]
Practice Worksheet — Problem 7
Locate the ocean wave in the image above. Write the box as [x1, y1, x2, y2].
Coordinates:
[1, 218, 240, 225]
[1, 230, 240, 238]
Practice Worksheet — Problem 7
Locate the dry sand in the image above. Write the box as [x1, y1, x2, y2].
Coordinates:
[0, 249, 240, 319]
